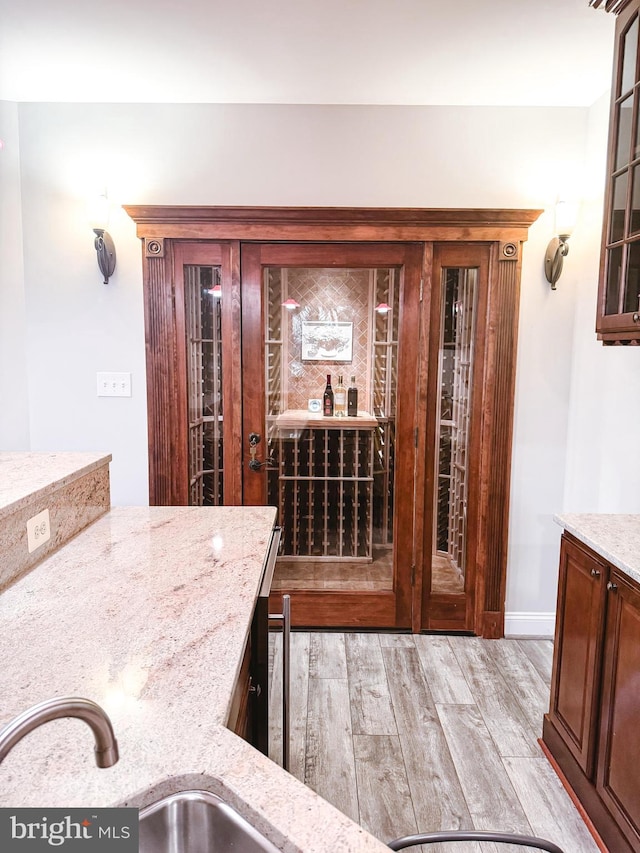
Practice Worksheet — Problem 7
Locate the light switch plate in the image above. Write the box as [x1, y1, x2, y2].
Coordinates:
[97, 371, 132, 397]
[27, 508, 51, 553]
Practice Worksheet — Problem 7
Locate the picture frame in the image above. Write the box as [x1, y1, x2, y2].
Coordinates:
[301, 321, 353, 362]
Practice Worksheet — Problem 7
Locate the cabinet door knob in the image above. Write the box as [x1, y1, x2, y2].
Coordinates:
[607, 581, 618, 592]
[591, 568, 601, 578]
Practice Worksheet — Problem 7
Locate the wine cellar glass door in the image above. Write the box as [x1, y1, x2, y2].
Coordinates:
[241, 243, 423, 629]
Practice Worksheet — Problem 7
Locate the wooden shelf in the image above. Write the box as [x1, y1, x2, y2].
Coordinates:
[275, 410, 377, 430]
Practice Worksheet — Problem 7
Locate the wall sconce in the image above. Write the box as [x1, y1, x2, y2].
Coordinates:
[282, 298, 300, 310]
[88, 193, 116, 285]
[375, 302, 391, 314]
[544, 200, 579, 290]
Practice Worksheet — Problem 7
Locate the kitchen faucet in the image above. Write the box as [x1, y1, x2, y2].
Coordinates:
[0, 696, 119, 768]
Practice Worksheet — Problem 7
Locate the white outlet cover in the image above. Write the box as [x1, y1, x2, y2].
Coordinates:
[27, 508, 51, 553]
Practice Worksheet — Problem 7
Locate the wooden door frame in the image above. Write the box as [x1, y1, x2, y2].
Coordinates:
[125, 206, 541, 637]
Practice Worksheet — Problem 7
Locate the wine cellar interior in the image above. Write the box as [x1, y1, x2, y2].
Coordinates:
[183, 258, 477, 598]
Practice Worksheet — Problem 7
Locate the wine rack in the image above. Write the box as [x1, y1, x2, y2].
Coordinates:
[184, 265, 224, 506]
[272, 413, 376, 560]
[435, 267, 477, 578]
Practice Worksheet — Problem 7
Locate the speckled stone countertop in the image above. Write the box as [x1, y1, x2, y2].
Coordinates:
[555, 514, 640, 585]
[0, 451, 111, 520]
[0, 506, 388, 853]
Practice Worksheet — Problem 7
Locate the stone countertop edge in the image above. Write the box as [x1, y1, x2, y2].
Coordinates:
[554, 513, 640, 586]
[0, 452, 112, 520]
[0, 505, 390, 853]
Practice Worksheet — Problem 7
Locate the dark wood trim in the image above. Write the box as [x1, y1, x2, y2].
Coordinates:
[125, 205, 541, 244]
[143, 246, 189, 505]
[269, 589, 398, 629]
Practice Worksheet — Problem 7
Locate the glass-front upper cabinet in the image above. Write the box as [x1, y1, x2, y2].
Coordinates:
[598, 0, 640, 343]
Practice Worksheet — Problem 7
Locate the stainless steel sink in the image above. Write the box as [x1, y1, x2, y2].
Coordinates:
[139, 790, 281, 853]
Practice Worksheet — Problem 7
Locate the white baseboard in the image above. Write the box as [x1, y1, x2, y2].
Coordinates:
[504, 612, 555, 639]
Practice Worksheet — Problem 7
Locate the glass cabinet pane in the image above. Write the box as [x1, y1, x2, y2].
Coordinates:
[184, 265, 224, 506]
[621, 16, 639, 97]
[617, 94, 634, 169]
[432, 267, 477, 594]
[625, 240, 640, 314]
[605, 245, 624, 315]
[611, 173, 629, 242]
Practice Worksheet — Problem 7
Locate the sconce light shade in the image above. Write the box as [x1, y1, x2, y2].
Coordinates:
[375, 302, 391, 314]
[544, 236, 570, 290]
[544, 200, 579, 290]
[282, 298, 300, 310]
[93, 228, 116, 285]
[89, 193, 116, 285]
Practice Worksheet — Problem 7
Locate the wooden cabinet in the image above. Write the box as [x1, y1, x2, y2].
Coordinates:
[597, 569, 640, 849]
[547, 535, 607, 776]
[597, 0, 640, 343]
[543, 533, 640, 853]
[228, 526, 280, 752]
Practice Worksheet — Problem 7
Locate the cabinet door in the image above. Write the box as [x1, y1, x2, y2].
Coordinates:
[548, 535, 607, 776]
[597, 569, 640, 849]
[597, 1, 640, 343]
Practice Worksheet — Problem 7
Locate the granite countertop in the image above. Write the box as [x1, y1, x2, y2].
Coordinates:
[555, 513, 640, 585]
[0, 452, 111, 520]
[0, 505, 388, 853]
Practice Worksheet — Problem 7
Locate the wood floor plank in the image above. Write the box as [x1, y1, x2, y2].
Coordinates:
[345, 632, 397, 735]
[448, 637, 540, 757]
[353, 734, 417, 843]
[517, 639, 554, 688]
[305, 676, 359, 823]
[503, 756, 602, 853]
[484, 639, 550, 735]
[308, 631, 348, 679]
[435, 703, 533, 835]
[414, 635, 474, 704]
[382, 646, 476, 838]
[378, 632, 416, 648]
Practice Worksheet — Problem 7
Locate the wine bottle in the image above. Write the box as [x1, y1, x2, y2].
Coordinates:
[347, 375, 358, 417]
[323, 374, 334, 416]
[334, 375, 346, 416]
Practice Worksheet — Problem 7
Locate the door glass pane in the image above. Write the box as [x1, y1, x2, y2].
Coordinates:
[621, 16, 639, 97]
[432, 267, 477, 594]
[617, 94, 634, 170]
[184, 265, 224, 505]
[610, 173, 629, 243]
[625, 240, 640, 314]
[266, 267, 399, 592]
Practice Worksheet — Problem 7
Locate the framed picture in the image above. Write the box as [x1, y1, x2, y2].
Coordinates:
[301, 321, 353, 362]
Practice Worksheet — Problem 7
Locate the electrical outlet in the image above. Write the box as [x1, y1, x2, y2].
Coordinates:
[97, 371, 132, 397]
[27, 508, 51, 553]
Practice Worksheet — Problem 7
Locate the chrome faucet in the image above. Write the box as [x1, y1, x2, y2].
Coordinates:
[0, 696, 119, 768]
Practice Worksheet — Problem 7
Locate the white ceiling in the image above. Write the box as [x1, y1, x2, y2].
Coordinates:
[0, 0, 616, 106]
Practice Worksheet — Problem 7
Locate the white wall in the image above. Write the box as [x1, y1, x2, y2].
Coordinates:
[0, 101, 30, 448]
[563, 93, 640, 513]
[12, 101, 606, 629]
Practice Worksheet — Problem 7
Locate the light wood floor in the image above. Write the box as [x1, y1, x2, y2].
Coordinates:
[268, 632, 602, 853]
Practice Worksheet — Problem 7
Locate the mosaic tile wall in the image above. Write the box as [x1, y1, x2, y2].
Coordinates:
[281, 269, 373, 411]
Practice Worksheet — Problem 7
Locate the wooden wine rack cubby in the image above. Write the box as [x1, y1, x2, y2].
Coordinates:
[270, 412, 377, 561]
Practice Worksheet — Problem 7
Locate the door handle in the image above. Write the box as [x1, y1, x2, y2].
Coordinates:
[248, 433, 274, 471]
